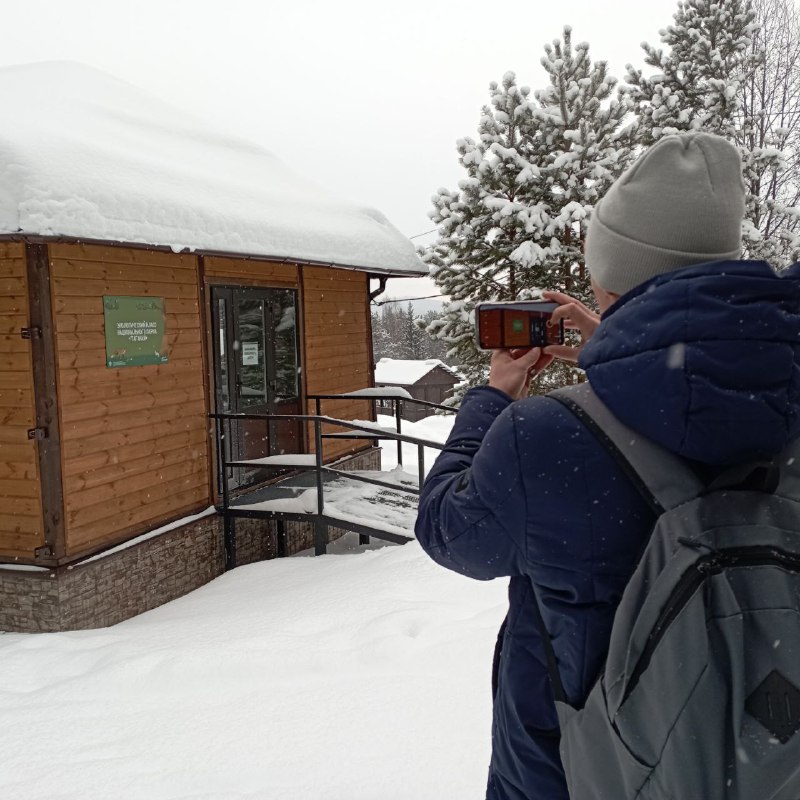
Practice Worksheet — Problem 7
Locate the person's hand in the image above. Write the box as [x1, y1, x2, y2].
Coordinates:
[542, 291, 601, 364]
[488, 347, 554, 401]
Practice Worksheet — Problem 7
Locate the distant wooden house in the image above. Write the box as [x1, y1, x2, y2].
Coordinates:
[0, 62, 426, 631]
[374, 359, 460, 421]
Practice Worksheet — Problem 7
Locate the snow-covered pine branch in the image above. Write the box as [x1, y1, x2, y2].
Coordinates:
[627, 0, 800, 267]
[422, 28, 633, 397]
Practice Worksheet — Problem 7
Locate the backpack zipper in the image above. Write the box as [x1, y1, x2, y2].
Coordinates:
[619, 545, 800, 708]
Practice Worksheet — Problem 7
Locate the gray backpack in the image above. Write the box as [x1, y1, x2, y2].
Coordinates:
[543, 383, 800, 800]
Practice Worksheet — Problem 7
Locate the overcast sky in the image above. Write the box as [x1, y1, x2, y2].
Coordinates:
[1, 0, 680, 300]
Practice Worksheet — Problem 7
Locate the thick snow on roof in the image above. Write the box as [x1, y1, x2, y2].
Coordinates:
[0, 62, 427, 276]
[375, 358, 460, 385]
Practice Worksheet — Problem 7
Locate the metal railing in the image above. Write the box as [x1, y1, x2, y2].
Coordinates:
[307, 392, 457, 468]
[210, 393, 458, 569]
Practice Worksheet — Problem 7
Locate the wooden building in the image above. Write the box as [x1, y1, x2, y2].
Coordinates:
[0, 63, 426, 631]
[374, 359, 460, 421]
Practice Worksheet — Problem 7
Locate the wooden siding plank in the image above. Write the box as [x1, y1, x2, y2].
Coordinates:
[0, 478, 42, 498]
[204, 257, 298, 282]
[0, 462, 38, 480]
[57, 358, 204, 388]
[66, 459, 207, 513]
[60, 386, 204, 424]
[0, 497, 40, 516]
[52, 277, 199, 299]
[0, 441, 37, 463]
[0, 533, 43, 561]
[60, 414, 206, 459]
[0, 259, 26, 277]
[305, 340, 369, 356]
[56, 343, 200, 370]
[62, 428, 207, 478]
[305, 353, 370, 372]
[59, 372, 206, 404]
[306, 345, 369, 363]
[303, 267, 364, 282]
[66, 485, 208, 552]
[305, 326, 371, 340]
[0, 515, 41, 534]
[0, 296, 28, 313]
[0, 406, 35, 426]
[0, 334, 30, 354]
[0, 372, 32, 390]
[0, 315, 27, 335]
[49, 242, 197, 268]
[306, 309, 375, 325]
[305, 353, 369, 369]
[0, 277, 28, 295]
[0, 352, 34, 372]
[54, 296, 199, 316]
[51, 261, 199, 285]
[0, 242, 24, 260]
[64, 442, 207, 493]
[302, 291, 368, 305]
[61, 399, 206, 440]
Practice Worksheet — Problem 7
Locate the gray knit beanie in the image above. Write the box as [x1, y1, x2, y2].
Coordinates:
[586, 132, 746, 296]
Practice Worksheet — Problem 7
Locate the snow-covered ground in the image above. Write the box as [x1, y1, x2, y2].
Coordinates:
[0, 413, 509, 800]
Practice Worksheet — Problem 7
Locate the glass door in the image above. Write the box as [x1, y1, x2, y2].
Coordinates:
[212, 286, 302, 491]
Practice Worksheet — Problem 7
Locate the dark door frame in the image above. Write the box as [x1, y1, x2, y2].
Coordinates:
[210, 284, 303, 493]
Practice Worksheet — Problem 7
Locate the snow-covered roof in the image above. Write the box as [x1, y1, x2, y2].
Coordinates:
[374, 358, 460, 386]
[0, 62, 427, 276]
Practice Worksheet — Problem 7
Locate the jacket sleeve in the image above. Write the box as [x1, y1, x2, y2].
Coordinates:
[415, 386, 529, 580]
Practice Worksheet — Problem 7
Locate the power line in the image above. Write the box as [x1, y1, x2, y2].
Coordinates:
[408, 228, 439, 240]
[371, 294, 445, 306]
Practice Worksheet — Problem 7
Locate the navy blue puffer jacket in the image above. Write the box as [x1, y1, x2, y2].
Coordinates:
[415, 260, 800, 800]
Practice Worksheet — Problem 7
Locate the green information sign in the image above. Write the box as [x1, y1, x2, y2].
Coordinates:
[103, 296, 168, 368]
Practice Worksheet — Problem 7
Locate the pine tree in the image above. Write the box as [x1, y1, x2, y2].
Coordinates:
[400, 303, 425, 360]
[534, 27, 635, 305]
[371, 302, 450, 363]
[371, 309, 390, 362]
[627, 0, 800, 266]
[417, 310, 450, 361]
[423, 29, 633, 397]
[423, 71, 551, 393]
[626, 0, 757, 144]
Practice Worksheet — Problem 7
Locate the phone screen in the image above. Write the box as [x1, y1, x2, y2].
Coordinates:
[476, 302, 563, 350]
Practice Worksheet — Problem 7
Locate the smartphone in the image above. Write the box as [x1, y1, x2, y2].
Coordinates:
[475, 301, 564, 350]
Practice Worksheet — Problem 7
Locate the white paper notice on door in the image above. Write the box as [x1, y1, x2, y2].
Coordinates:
[242, 342, 259, 366]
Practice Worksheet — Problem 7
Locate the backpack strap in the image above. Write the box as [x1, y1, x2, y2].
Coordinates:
[549, 383, 704, 513]
[537, 382, 705, 715]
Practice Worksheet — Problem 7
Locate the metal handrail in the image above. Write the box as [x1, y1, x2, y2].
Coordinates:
[209, 410, 445, 449]
[307, 392, 459, 414]
[208, 412, 444, 515]
[211, 389, 458, 566]
[306, 391, 458, 467]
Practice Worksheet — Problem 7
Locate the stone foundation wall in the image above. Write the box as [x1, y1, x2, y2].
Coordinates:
[0, 448, 381, 633]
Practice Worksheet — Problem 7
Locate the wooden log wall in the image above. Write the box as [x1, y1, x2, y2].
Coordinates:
[50, 244, 210, 558]
[203, 256, 298, 286]
[0, 243, 44, 558]
[0, 242, 379, 562]
[302, 266, 373, 461]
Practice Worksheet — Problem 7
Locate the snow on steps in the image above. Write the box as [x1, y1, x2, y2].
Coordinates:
[233, 468, 420, 540]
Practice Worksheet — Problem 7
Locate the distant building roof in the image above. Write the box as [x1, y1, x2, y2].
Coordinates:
[0, 62, 427, 277]
[375, 358, 460, 386]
